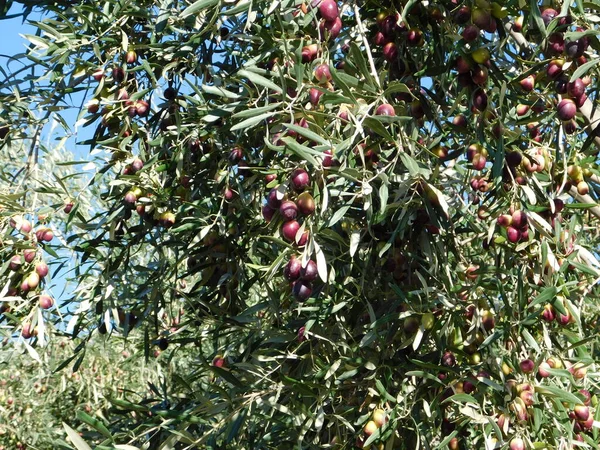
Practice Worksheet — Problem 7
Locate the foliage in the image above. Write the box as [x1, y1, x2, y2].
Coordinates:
[1, 0, 600, 449]
[0, 336, 166, 449]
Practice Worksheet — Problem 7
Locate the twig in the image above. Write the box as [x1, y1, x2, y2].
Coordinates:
[577, 97, 600, 150]
[353, 4, 381, 89]
[504, 21, 533, 58]
[589, 173, 600, 185]
[569, 186, 600, 219]
[556, 112, 569, 197]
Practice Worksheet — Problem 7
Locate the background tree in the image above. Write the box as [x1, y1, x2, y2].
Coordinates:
[0, 336, 167, 449]
[1, 0, 600, 449]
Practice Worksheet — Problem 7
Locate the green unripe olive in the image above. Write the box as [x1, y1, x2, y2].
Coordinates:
[421, 312, 435, 330]
[469, 352, 482, 365]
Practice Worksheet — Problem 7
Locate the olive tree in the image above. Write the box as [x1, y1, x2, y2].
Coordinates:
[1, 0, 600, 449]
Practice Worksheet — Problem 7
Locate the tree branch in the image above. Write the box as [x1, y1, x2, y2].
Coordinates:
[577, 97, 600, 150]
[569, 186, 600, 219]
[504, 21, 533, 58]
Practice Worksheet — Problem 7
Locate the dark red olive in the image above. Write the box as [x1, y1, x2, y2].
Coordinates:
[301, 44, 319, 63]
[318, 0, 338, 22]
[557, 99, 577, 121]
[379, 14, 397, 36]
[442, 351, 456, 367]
[280, 200, 299, 222]
[462, 25, 480, 42]
[112, 67, 125, 83]
[164, 87, 177, 100]
[322, 149, 334, 167]
[472, 88, 488, 111]
[300, 260, 318, 281]
[282, 220, 301, 242]
[568, 78, 585, 98]
[455, 56, 472, 74]
[229, 146, 243, 164]
[454, 6, 471, 25]
[291, 169, 310, 191]
[375, 104, 395, 116]
[262, 205, 276, 222]
[505, 152, 522, 167]
[267, 187, 283, 209]
[320, 17, 342, 40]
[382, 42, 398, 62]
[309, 87, 323, 106]
[507, 226, 520, 243]
[406, 28, 423, 46]
[564, 120, 577, 134]
[547, 33, 564, 55]
[565, 40, 585, 58]
[541, 8, 558, 25]
[284, 256, 302, 281]
[373, 32, 388, 46]
[292, 280, 312, 301]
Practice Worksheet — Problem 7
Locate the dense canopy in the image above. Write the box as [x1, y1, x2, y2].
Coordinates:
[1, 0, 600, 448]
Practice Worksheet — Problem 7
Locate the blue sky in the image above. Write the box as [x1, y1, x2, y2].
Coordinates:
[2, 6, 39, 56]
[2, 6, 88, 151]
[2, 8, 86, 311]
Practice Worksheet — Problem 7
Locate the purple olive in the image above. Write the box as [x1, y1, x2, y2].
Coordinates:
[280, 200, 299, 222]
[300, 260, 318, 281]
[284, 256, 302, 281]
[292, 280, 312, 301]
